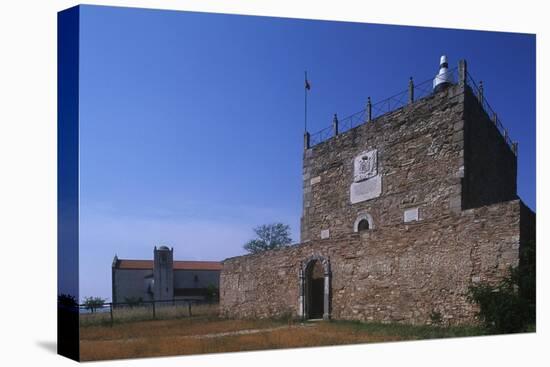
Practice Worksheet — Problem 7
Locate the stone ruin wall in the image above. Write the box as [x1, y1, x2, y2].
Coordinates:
[221, 199, 521, 325]
[220, 80, 533, 325]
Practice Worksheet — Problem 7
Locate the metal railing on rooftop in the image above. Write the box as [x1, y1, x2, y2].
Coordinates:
[307, 64, 517, 156]
[308, 67, 457, 147]
[465, 72, 517, 154]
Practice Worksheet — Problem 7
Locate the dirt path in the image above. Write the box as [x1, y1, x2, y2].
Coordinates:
[192, 323, 314, 339]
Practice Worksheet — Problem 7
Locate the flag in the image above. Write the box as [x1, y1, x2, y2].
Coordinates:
[305, 78, 311, 90]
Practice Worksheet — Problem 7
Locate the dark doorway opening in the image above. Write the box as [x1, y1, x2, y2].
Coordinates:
[306, 260, 324, 319]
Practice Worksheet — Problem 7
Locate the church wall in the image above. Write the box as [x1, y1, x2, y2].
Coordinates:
[221, 199, 522, 325]
[112, 269, 153, 303]
[173, 270, 220, 289]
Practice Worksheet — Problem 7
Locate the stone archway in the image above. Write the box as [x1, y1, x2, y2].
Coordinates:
[299, 255, 331, 320]
[353, 212, 374, 232]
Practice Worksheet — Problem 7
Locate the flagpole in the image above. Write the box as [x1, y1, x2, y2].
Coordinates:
[304, 71, 308, 132]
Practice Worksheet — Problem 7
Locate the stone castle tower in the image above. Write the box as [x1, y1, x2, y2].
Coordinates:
[220, 57, 535, 324]
[299, 58, 518, 243]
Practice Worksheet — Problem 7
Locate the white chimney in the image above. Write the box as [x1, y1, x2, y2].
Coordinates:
[433, 55, 453, 92]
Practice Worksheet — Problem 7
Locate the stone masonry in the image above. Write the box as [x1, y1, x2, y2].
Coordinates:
[220, 60, 535, 325]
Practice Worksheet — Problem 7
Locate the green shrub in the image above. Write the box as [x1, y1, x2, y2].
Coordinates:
[123, 296, 144, 307]
[468, 240, 535, 333]
[468, 279, 529, 333]
[514, 239, 536, 324]
[429, 310, 443, 325]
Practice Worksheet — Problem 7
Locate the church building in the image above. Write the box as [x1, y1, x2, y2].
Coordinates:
[219, 57, 535, 324]
[112, 246, 222, 303]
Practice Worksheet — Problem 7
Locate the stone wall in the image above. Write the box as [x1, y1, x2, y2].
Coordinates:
[301, 84, 465, 243]
[462, 86, 518, 209]
[221, 200, 522, 325]
[520, 202, 536, 247]
[519, 202, 536, 270]
[220, 75, 534, 326]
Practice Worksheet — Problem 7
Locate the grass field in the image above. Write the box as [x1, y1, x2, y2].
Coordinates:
[79, 303, 218, 327]
[79, 315, 489, 361]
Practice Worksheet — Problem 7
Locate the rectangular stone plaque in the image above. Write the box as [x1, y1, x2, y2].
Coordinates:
[350, 174, 382, 204]
[404, 207, 419, 222]
[320, 229, 330, 239]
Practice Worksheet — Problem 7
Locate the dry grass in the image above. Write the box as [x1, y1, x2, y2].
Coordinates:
[79, 318, 413, 361]
[79, 303, 218, 327]
[81, 317, 282, 342]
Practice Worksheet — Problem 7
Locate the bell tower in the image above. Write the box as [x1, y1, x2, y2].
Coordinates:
[153, 245, 174, 301]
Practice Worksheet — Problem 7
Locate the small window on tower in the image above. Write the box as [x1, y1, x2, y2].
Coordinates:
[357, 219, 370, 232]
[353, 212, 374, 232]
[194, 275, 199, 283]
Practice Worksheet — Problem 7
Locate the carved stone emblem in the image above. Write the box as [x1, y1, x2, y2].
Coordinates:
[350, 149, 381, 204]
[353, 150, 378, 182]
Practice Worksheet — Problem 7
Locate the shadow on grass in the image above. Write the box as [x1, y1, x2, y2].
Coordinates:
[325, 320, 491, 340]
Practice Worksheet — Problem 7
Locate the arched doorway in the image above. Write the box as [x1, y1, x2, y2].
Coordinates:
[299, 256, 331, 320]
[306, 260, 324, 318]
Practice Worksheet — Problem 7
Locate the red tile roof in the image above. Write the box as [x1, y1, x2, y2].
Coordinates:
[174, 261, 223, 271]
[116, 260, 152, 270]
[116, 259, 222, 271]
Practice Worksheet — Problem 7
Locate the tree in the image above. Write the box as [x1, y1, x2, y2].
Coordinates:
[243, 223, 292, 254]
[58, 293, 78, 310]
[83, 296, 107, 313]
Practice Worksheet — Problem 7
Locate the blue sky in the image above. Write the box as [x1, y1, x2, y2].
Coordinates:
[78, 5, 535, 301]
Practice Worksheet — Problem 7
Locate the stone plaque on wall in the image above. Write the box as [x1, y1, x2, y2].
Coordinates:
[404, 207, 419, 222]
[353, 149, 378, 182]
[350, 149, 381, 204]
[350, 175, 382, 203]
